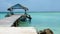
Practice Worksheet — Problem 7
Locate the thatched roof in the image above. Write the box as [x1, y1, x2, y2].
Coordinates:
[7, 4, 29, 11]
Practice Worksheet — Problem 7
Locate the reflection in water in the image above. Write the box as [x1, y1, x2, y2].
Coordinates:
[18, 20, 31, 27]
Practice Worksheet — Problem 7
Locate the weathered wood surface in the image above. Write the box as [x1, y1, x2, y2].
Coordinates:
[0, 15, 21, 27]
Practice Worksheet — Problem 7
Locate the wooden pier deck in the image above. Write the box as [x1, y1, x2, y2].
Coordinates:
[0, 15, 21, 27]
[0, 27, 37, 34]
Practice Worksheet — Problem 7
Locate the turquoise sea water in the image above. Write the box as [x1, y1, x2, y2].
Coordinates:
[0, 12, 60, 34]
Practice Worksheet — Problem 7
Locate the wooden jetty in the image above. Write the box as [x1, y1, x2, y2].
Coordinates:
[0, 15, 21, 27]
[0, 27, 37, 34]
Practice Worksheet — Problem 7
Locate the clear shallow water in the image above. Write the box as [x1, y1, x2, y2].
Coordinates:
[0, 13, 7, 19]
[0, 12, 60, 34]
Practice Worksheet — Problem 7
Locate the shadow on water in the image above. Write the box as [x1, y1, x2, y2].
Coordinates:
[17, 20, 31, 27]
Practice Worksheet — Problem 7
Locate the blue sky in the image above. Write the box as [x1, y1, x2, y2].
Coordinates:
[0, 0, 60, 12]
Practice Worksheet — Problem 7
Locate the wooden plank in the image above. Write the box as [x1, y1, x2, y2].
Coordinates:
[0, 15, 21, 27]
[0, 27, 37, 34]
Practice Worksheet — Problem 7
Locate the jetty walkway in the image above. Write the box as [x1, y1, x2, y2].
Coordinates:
[0, 15, 21, 27]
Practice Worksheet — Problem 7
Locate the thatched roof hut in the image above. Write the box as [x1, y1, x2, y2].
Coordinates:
[7, 4, 29, 15]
